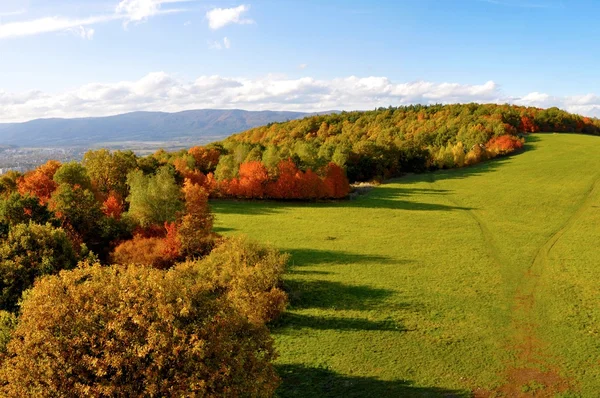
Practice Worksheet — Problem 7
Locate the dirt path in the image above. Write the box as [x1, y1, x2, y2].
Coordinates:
[431, 175, 600, 396]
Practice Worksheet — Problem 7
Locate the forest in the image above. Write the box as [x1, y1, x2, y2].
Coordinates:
[0, 103, 599, 395]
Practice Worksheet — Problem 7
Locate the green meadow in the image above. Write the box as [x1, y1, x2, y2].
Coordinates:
[212, 133, 600, 397]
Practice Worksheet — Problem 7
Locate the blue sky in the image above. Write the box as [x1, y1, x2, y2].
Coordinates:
[1, 0, 599, 122]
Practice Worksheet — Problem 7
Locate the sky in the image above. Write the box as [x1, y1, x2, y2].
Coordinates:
[1, 0, 600, 122]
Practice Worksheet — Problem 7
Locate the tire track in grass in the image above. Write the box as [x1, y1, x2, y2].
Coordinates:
[494, 175, 600, 397]
[429, 173, 600, 396]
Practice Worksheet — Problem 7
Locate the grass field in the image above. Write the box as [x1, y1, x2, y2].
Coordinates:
[212, 133, 600, 397]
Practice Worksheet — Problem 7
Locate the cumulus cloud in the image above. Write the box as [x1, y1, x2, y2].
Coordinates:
[2, 72, 600, 123]
[206, 5, 253, 30]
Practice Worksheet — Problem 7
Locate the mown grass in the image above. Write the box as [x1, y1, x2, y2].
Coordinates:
[212, 133, 600, 397]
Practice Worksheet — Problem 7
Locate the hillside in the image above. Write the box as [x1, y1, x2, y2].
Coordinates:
[212, 104, 600, 184]
[213, 133, 600, 396]
[0, 109, 316, 147]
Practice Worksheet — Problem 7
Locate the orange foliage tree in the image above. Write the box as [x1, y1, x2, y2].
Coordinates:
[323, 162, 351, 199]
[17, 160, 61, 205]
[102, 192, 124, 220]
[188, 146, 221, 173]
[486, 135, 524, 155]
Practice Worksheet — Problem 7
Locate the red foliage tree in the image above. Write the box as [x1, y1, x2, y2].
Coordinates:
[323, 163, 350, 199]
[486, 135, 524, 155]
[238, 161, 269, 198]
[102, 192, 124, 220]
[518, 116, 539, 133]
[17, 160, 61, 205]
[266, 160, 302, 199]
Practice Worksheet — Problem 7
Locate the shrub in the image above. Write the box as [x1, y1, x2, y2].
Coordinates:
[486, 134, 524, 156]
[0, 263, 280, 397]
[0, 223, 77, 311]
[179, 236, 289, 325]
[111, 235, 174, 269]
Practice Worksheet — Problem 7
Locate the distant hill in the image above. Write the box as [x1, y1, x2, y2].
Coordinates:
[0, 109, 320, 147]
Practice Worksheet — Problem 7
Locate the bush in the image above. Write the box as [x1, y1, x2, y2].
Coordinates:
[179, 236, 289, 325]
[0, 223, 77, 311]
[111, 235, 175, 269]
[0, 263, 280, 397]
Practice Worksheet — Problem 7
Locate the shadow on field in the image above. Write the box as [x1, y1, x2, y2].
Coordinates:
[284, 279, 396, 311]
[210, 199, 285, 215]
[347, 186, 475, 211]
[276, 364, 471, 398]
[286, 248, 398, 267]
[273, 313, 405, 332]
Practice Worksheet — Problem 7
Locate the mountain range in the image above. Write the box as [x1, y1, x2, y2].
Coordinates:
[0, 109, 318, 147]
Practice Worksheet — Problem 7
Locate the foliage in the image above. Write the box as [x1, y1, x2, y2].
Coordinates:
[126, 166, 184, 227]
[53, 161, 93, 191]
[219, 104, 600, 183]
[0, 223, 77, 311]
[17, 160, 61, 205]
[0, 310, 16, 353]
[49, 184, 104, 245]
[178, 180, 215, 258]
[0, 193, 52, 227]
[111, 235, 175, 269]
[0, 263, 280, 397]
[180, 236, 289, 325]
[0, 172, 21, 198]
[82, 149, 137, 199]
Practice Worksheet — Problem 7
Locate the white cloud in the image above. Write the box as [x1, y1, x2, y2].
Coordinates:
[116, 0, 190, 25]
[2, 72, 600, 123]
[0, 0, 192, 39]
[208, 37, 231, 50]
[299, 64, 308, 70]
[206, 5, 253, 30]
[0, 15, 115, 39]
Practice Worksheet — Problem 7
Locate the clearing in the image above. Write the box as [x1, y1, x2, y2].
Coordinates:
[213, 133, 600, 397]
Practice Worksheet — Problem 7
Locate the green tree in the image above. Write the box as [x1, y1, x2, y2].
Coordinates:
[53, 161, 92, 190]
[126, 166, 183, 227]
[0, 193, 52, 227]
[82, 149, 137, 198]
[0, 223, 77, 311]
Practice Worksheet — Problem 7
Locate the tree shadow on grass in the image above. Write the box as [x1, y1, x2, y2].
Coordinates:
[273, 313, 405, 333]
[210, 199, 285, 215]
[285, 248, 399, 267]
[284, 279, 399, 311]
[276, 364, 471, 398]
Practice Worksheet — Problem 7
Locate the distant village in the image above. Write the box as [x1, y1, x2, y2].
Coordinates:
[0, 147, 85, 175]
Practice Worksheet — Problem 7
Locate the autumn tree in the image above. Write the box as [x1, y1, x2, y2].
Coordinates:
[82, 149, 137, 199]
[17, 160, 61, 205]
[179, 236, 288, 325]
[178, 180, 214, 257]
[323, 162, 350, 199]
[188, 146, 222, 173]
[0, 263, 280, 397]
